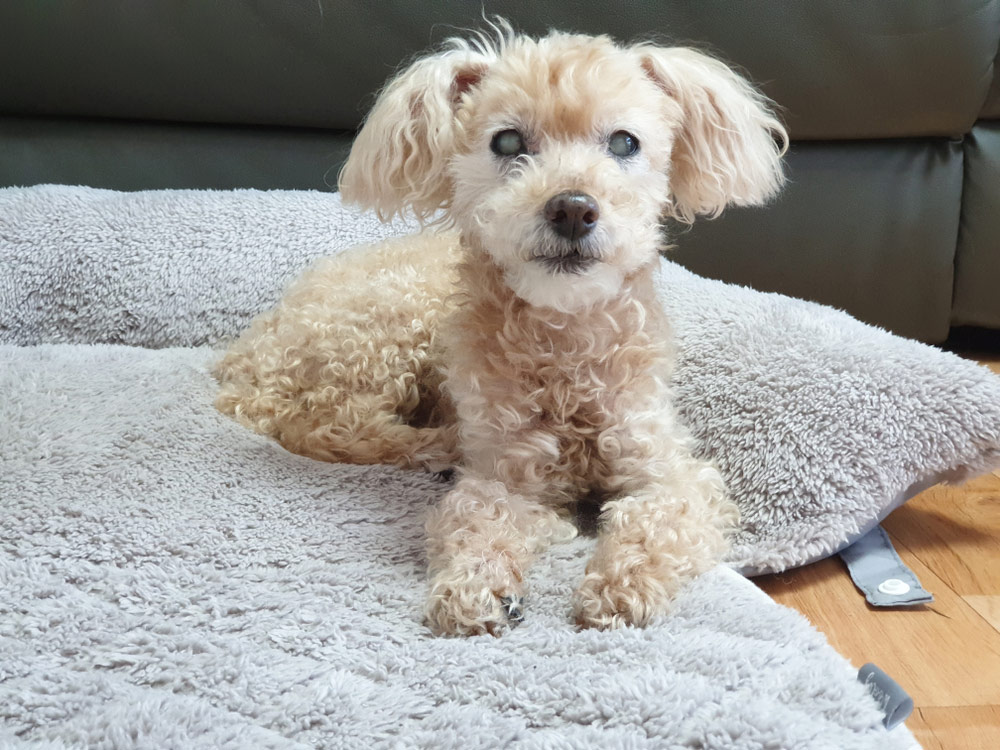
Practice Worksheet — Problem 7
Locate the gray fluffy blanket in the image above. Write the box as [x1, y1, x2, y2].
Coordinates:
[1, 343, 915, 749]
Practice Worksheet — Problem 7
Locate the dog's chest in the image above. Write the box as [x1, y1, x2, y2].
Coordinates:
[447, 279, 671, 493]
[480, 324, 665, 480]
[524, 357, 622, 431]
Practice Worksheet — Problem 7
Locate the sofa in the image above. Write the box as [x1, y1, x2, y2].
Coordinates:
[1, 1, 999, 343]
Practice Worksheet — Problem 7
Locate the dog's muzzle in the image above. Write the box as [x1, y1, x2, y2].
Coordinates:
[537, 191, 601, 273]
[544, 191, 599, 241]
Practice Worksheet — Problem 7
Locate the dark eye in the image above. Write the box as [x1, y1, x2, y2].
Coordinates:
[608, 130, 639, 158]
[490, 129, 526, 157]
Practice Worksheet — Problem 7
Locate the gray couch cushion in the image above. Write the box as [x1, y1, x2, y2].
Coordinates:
[0, 116, 354, 193]
[670, 139, 962, 343]
[953, 123, 1000, 329]
[2, 1, 996, 139]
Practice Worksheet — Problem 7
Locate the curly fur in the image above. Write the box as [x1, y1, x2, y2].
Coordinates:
[216, 22, 786, 635]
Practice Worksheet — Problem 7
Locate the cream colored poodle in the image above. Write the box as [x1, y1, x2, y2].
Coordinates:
[215, 22, 787, 635]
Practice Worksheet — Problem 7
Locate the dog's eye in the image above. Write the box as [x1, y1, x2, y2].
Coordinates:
[490, 129, 526, 157]
[608, 131, 639, 158]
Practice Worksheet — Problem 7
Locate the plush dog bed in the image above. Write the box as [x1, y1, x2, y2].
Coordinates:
[6, 184, 995, 748]
[5, 186, 999, 574]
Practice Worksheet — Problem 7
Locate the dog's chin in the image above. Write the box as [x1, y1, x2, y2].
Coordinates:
[503, 260, 625, 313]
[532, 249, 598, 275]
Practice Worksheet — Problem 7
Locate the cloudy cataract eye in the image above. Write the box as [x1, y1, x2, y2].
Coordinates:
[609, 130, 639, 157]
[490, 129, 525, 157]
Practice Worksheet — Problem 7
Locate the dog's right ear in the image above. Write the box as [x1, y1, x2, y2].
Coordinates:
[338, 49, 492, 222]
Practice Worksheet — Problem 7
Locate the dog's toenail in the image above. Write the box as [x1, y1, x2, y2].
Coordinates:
[431, 468, 455, 483]
[500, 595, 524, 625]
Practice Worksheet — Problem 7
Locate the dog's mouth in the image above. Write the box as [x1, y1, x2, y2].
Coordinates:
[532, 247, 599, 275]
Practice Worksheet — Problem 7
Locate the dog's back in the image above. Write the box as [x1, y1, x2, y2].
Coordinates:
[214, 232, 461, 470]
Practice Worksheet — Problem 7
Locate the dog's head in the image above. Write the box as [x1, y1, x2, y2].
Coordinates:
[340, 23, 787, 312]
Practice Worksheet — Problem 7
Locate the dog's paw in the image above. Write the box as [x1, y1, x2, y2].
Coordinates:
[571, 571, 673, 630]
[571, 544, 680, 630]
[424, 562, 525, 636]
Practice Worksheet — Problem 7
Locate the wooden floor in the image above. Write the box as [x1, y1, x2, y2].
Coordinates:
[755, 355, 1000, 750]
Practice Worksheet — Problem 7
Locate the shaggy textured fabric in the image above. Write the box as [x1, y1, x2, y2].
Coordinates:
[2, 185, 998, 575]
[0, 186, 410, 348]
[0, 344, 918, 749]
[655, 264, 1000, 573]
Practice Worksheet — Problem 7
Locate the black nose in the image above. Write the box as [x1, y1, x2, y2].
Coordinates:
[544, 191, 600, 241]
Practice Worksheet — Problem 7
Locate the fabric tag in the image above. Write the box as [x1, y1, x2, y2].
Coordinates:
[839, 525, 933, 607]
[857, 662, 914, 729]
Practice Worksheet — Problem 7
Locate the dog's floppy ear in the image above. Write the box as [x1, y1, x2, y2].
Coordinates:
[635, 45, 788, 224]
[338, 49, 492, 222]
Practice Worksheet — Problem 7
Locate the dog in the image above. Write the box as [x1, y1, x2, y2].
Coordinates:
[215, 21, 787, 636]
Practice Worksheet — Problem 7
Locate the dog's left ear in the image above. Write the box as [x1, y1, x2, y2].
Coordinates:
[635, 45, 788, 224]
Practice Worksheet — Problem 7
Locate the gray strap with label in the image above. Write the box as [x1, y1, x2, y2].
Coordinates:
[838, 525, 933, 607]
[857, 663, 914, 729]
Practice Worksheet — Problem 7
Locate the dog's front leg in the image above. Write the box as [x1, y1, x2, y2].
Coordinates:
[573, 434, 738, 630]
[424, 473, 575, 636]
